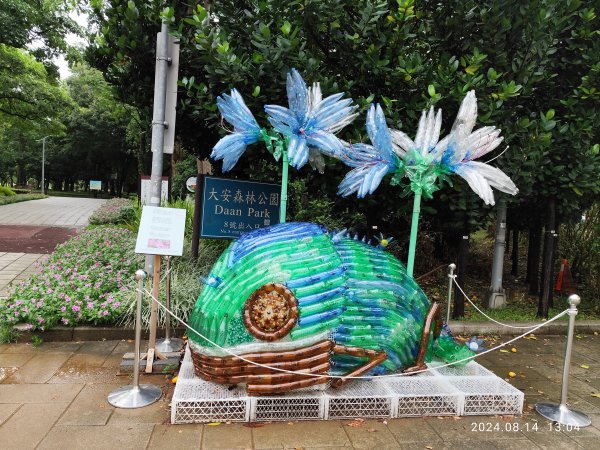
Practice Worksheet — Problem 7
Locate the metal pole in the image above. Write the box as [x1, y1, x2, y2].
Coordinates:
[108, 270, 162, 408]
[155, 257, 183, 353]
[487, 199, 507, 308]
[535, 294, 591, 427]
[41, 137, 45, 195]
[279, 148, 289, 223]
[446, 263, 456, 324]
[406, 191, 422, 277]
[145, 22, 171, 276]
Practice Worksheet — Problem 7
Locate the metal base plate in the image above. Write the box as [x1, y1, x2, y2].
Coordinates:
[108, 384, 163, 409]
[155, 338, 184, 353]
[535, 402, 592, 427]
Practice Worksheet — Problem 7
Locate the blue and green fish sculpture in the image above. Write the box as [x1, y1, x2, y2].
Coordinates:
[188, 222, 472, 395]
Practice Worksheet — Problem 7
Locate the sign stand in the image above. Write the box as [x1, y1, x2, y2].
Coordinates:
[134, 206, 187, 373]
[155, 256, 184, 352]
[145, 255, 167, 372]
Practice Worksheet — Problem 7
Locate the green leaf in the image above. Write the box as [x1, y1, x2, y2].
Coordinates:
[252, 86, 260, 97]
[281, 21, 291, 35]
[428, 84, 436, 97]
[546, 109, 555, 120]
[572, 186, 583, 196]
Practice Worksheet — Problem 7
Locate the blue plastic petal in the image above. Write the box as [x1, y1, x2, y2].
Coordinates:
[306, 131, 344, 159]
[366, 104, 394, 162]
[338, 163, 393, 198]
[211, 132, 259, 172]
[287, 134, 309, 168]
[286, 68, 308, 120]
[264, 104, 300, 131]
[216, 89, 260, 133]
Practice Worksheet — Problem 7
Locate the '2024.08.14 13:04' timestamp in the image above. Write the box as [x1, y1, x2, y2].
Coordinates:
[471, 422, 581, 432]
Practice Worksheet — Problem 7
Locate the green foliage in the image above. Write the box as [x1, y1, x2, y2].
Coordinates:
[88, 198, 135, 225]
[0, 186, 15, 196]
[560, 203, 600, 300]
[120, 239, 227, 329]
[0, 324, 19, 344]
[0, 0, 80, 72]
[30, 335, 43, 347]
[0, 194, 46, 205]
[87, 0, 600, 243]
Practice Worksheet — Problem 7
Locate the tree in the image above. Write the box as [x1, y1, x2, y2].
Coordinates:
[87, 0, 600, 312]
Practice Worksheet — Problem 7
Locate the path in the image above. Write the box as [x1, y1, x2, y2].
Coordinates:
[0, 197, 105, 227]
[0, 336, 599, 449]
[0, 197, 106, 297]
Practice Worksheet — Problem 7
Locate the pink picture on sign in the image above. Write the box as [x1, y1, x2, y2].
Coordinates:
[147, 238, 171, 249]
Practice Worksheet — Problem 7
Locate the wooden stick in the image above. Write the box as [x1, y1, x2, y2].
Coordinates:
[145, 254, 161, 373]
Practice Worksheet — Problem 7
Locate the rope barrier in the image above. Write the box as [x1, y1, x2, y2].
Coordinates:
[139, 287, 569, 380]
[451, 277, 551, 329]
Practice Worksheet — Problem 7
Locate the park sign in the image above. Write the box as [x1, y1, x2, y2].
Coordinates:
[198, 175, 280, 239]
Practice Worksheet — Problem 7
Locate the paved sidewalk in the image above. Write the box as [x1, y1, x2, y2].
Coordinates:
[0, 197, 105, 227]
[0, 335, 599, 449]
[0, 252, 44, 297]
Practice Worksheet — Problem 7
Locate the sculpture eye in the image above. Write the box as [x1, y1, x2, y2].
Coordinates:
[243, 283, 299, 341]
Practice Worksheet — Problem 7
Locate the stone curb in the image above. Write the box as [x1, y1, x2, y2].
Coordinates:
[7, 320, 600, 342]
[447, 320, 600, 336]
[11, 324, 186, 343]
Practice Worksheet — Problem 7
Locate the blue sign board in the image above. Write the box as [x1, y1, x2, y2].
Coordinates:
[199, 176, 281, 239]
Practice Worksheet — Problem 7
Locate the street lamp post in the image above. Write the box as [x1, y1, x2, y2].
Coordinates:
[37, 136, 51, 194]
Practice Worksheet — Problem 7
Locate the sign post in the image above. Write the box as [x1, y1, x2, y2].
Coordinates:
[135, 206, 186, 372]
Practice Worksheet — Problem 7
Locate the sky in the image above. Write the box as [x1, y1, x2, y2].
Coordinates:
[55, 12, 89, 79]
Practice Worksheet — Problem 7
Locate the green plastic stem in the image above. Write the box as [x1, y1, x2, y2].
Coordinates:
[279, 147, 289, 223]
[406, 190, 422, 278]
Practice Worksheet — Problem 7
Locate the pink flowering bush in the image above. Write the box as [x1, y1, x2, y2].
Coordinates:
[0, 227, 143, 331]
[88, 198, 135, 225]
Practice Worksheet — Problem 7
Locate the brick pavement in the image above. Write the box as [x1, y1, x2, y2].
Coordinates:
[0, 197, 105, 227]
[0, 252, 45, 297]
[0, 335, 599, 449]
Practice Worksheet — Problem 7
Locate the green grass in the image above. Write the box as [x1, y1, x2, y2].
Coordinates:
[0, 194, 47, 206]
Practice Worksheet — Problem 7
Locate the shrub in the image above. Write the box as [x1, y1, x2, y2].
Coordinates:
[0, 186, 16, 196]
[0, 227, 143, 331]
[0, 194, 46, 205]
[88, 198, 135, 225]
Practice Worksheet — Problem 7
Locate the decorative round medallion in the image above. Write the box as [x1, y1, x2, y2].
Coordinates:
[243, 283, 298, 341]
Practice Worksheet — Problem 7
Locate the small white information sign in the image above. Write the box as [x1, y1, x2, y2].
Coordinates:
[135, 206, 187, 256]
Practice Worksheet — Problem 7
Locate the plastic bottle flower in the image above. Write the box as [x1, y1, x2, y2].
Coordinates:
[265, 69, 358, 169]
[210, 89, 262, 172]
[338, 104, 403, 198]
[426, 91, 518, 205]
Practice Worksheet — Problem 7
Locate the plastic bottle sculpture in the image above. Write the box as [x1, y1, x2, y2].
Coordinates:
[339, 92, 518, 275]
[188, 222, 472, 395]
[211, 69, 357, 222]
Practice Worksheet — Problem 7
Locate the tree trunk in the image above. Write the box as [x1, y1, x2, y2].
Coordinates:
[527, 226, 542, 295]
[537, 198, 556, 318]
[453, 235, 469, 319]
[548, 219, 560, 308]
[511, 229, 519, 276]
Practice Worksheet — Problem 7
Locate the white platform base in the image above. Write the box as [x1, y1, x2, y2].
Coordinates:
[172, 345, 523, 423]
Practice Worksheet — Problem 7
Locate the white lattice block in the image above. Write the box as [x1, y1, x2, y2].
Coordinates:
[449, 376, 524, 415]
[386, 377, 462, 417]
[171, 345, 524, 423]
[429, 361, 495, 378]
[251, 390, 325, 421]
[325, 380, 393, 419]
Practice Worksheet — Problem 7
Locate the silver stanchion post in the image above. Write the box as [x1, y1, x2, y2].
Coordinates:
[108, 270, 163, 408]
[535, 294, 591, 427]
[155, 256, 184, 353]
[446, 263, 456, 324]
